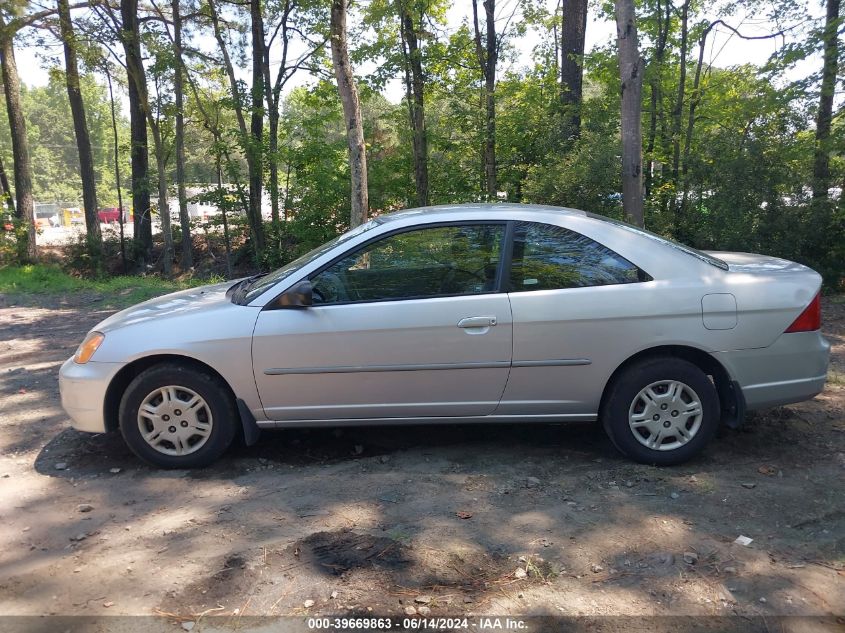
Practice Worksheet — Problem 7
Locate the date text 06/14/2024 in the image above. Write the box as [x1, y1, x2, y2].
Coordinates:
[306, 616, 527, 630]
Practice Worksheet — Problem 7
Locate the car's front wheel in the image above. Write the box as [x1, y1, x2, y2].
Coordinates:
[601, 357, 719, 465]
[119, 363, 238, 468]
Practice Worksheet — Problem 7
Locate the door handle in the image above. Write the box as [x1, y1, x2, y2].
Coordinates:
[457, 316, 497, 328]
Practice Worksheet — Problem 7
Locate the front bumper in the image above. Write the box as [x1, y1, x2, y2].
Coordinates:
[714, 331, 831, 410]
[59, 357, 125, 433]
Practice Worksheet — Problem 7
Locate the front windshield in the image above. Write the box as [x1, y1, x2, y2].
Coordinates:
[240, 219, 383, 303]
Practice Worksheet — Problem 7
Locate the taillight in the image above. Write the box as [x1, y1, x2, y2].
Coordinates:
[784, 293, 821, 333]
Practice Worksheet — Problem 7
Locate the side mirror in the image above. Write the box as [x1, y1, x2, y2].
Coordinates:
[269, 279, 313, 309]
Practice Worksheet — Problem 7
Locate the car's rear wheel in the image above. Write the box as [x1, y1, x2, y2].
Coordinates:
[119, 363, 237, 468]
[601, 357, 719, 465]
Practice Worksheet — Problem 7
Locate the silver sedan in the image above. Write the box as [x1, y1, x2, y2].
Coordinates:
[59, 204, 830, 468]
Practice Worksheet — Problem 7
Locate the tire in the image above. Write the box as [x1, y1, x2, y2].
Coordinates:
[119, 363, 238, 468]
[601, 357, 719, 465]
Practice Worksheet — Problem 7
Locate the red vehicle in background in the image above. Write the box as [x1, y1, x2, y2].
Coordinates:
[98, 207, 131, 224]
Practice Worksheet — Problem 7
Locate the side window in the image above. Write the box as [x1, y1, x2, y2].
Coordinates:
[509, 221, 645, 291]
[311, 224, 505, 304]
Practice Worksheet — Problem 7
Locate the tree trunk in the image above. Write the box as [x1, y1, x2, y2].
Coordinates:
[268, 104, 281, 229]
[644, 0, 670, 198]
[472, 0, 497, 200]
[670, 0, 689, 186]
[216, 156, 232, 279]
[679, 28, 711, 219]
[105, 66, 127, 274]
[644, 82, 658, 199]
[668, 0, 689, 231]
[263, 16, 284, 235]
[248, 0, 267, 258]
[264, 2, 321, 231]
[283, 158, 292, 222]
[614, 0, 644, 227]
[223, 147, 252, 227]
[149, 122, 173, 275]
[172, 0, 192, 269]
[58, 0, 103, 263]
[552, 0, 559, 80]
[0, 30, 36, 261]
[812, 0, 840, 200]
[399, 5, 429, 207]
[330, 0, 368, 227]
[120, 0, 152, 269]
[0, 154, 15, 215]
[483, 1, 496, 200]
[262, 17, 283, 232]
[559, 0, 588, 143]
[207, 0, 264, 257]
[207, 0, 247, 136]
[841, 169, 845, 214]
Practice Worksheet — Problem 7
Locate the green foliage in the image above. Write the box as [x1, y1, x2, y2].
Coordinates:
[0, 264, 88, 294]
[277, 81, 413, 259]
[423, 24, 488, 201]
[272, 84, 348, 264]
[1, 0, 841, 289]
[63, 231, 126, 277]
[0, 219, 32, 265]
[0, 71, 130, 207]
[0, 264, 216, 307]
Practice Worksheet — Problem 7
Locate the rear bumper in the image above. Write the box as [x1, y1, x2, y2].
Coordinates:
[59, 357, 124, 433]
[714, 331, 830, 410]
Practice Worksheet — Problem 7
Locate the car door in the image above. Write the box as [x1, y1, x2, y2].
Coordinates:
[497, 220, 652, 417]
[252, 222, 513, 421]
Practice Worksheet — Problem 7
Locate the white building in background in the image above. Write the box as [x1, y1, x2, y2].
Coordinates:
[167, 185, 274, 222]
[166, 186, 221, 222]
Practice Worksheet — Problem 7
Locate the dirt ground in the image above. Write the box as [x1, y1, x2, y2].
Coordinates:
[0, 290, 843, 631]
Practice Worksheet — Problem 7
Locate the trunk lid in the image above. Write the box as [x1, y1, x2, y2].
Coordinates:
[704, 251, 816, 276]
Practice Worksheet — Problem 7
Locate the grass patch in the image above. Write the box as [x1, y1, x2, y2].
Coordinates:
[828, 369, 845, 386]
[0, 264, 222, 308]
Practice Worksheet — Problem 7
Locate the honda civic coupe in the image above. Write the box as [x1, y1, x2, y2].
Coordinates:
[59, 204, 830, 468]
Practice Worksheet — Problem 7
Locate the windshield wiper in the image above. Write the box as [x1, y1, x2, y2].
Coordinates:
[229, 272, 267, 304]
[241, 272, 268, 291]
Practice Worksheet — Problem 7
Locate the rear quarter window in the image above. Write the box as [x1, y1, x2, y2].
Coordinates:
[586, 213, 729, 270]
[509, 221, 649, 291]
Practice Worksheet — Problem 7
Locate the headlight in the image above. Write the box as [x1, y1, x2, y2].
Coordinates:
[74, 331, 105, 364]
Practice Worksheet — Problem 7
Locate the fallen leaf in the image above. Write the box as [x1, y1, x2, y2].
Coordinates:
[758, 465, 777, 476]
[456, 511, 473, 520]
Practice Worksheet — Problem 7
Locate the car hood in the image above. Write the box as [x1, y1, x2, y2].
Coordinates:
[93, 280, 239, 333]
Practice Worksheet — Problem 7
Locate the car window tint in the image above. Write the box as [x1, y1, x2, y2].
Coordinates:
[311, 224, 504, 304]
[242, 218, 383, 303]
[510, 221, 643, 291]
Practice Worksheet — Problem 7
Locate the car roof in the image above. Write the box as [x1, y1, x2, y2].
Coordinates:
[247, 202, 725, 307]
[368, 203, 728, 275]
[373, 203, 588, 224]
